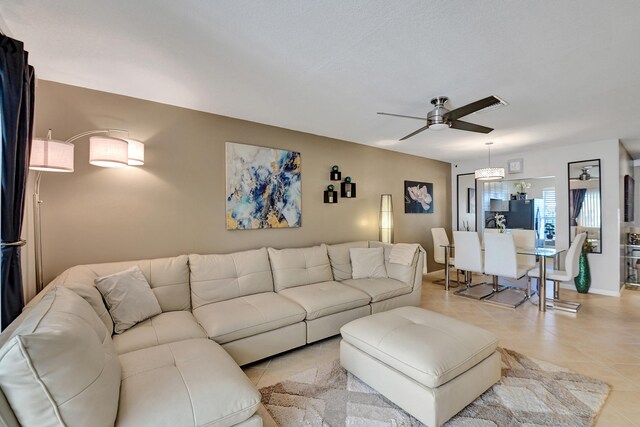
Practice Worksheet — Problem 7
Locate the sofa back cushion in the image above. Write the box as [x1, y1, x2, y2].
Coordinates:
[268, 244, 333, 291]
[327, 241, 369, 281]
[50, 255, 190, 312]
[0, 287, 121, 427]
[189, 248, 274, 308]
[369, 242, 418, 286]
[66, 283, 115, 334]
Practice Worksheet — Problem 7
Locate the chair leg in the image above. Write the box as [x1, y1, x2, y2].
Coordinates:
[554, 280, 560, 300]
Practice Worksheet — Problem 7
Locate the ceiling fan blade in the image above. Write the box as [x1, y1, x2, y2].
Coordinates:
[377, 112, 426, 121]
[444, 96, 500, 121]
[449, 120, 493, 134]
[400, 125, 430, 140]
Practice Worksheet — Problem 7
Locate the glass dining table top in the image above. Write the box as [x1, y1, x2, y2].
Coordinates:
[441, 244, 565, 257]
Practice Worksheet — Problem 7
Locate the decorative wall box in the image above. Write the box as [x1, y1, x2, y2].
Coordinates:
[324, 190, 338, 203]
[341, 181, 356, 198]
[330, 165, 342, 181]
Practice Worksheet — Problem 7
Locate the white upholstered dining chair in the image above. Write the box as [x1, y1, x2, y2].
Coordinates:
[453, 231, 494, 299]
[528, 233, 586, 312]
[483, 232, 533, 308]
[431, 227, 459, 287]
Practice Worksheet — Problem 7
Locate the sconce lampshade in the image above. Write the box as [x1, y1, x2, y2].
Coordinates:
[379, 194, 394, 244]
[126, 138, 144, 166]
[29, 138, 74, 172]
[89, 136, 129, 168]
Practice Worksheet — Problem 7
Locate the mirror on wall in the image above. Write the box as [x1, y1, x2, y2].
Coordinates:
[568, 159, 601, 253]
[479, 176, 556, 247]
[457, 173, 476, 231]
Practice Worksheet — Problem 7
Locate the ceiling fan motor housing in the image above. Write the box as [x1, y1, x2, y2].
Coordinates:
[427, 96, 450, 129]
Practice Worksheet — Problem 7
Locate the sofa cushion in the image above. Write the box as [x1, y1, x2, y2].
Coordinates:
[112, 311, 207, 354]
[369, 242, 418, 286]
[0, 287, 121, 427]
[340, 307, 498, 388]
[268, 244, 333, 291]
[189, 248, 273, 309]
[278, 281, 370, 320]
[117, 339, 260, 427]
[327, 241, 369, 281]
[350, 247, 388, 279]
[95, 266, 162, 334]
[50, 255, 191, 312]
[193, 292, 306, 344]
[341, 277, 412, 302]
[66, 282, 114, 334]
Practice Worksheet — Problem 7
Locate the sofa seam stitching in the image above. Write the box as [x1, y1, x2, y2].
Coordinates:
[167, 344, 198, 426]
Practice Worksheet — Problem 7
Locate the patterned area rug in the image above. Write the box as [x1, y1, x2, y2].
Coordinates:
[260, 348, 609, 426]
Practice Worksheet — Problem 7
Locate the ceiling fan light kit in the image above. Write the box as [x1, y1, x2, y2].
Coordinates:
[475, 142, 505, 181]
[378, 95, 502, 140]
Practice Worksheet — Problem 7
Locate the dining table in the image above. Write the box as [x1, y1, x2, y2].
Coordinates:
[441, 244, 566, 312]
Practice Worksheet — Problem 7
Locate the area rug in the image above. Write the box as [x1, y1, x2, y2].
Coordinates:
[259, 348, 609, 426]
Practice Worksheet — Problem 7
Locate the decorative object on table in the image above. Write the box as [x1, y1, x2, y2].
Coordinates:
[624, 174, 634, 222]
[494, 213, 506, 233]
[574, 238, 592, 293]
[379, 194, 393, 243]
[544, 222, 555, 240]
[260, 348, 609, 427]
[475, 142, 505, 181]
[340, 177, 356, 198]
[330, 165, 341, 181]
[323, 184, 337, 204]
[514, 180, 531, 200]
[461, 220, 471, 231]
[628, 227, 640, 244]
[466, 188, 475, 213]
[507, 158, 524, 174]
[225, 142, 301, 230]
[404, 180, 433, 213]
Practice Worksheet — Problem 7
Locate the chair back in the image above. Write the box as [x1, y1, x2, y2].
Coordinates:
[431, 227, 450, 265]
[484, 233, 519, 278]
[565, 233, 587, 278]
[453, 231, 483, 273]
[510, 229, 536, 267]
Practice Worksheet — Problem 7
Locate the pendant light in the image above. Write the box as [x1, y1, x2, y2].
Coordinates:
[475, 142, 505, 181]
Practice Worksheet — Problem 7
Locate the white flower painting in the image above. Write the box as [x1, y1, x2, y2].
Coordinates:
[404, 180, 434, 213]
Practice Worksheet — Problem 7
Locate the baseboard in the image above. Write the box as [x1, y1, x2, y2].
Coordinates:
[559, 283, 621, 297]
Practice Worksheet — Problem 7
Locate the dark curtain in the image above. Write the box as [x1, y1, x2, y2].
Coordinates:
[1, 35, 34, 329]
[569, 189, 587, 227]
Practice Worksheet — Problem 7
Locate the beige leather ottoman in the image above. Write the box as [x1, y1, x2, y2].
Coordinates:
[340, 306, 500, 427]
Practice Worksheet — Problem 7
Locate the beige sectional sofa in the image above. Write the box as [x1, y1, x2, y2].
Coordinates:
[0, 241, 424, 427]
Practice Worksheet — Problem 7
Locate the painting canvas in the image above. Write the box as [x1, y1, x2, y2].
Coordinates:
[467, 188, 476, 214]
[226, 142, 301, 230]
[404, 180, 434, 213]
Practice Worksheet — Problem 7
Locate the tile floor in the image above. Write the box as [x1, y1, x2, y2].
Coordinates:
[244, 275, 640, 426]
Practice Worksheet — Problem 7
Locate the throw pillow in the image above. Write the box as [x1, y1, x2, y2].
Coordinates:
[350, 247, 388, 279]
[95, 266, 162, 334]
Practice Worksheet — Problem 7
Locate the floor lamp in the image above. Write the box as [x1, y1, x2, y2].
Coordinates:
[29, 129, 145, 292]
[380, 194, 394, 243]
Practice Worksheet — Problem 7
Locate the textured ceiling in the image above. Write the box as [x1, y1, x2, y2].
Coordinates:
[2, 0, 640, 161]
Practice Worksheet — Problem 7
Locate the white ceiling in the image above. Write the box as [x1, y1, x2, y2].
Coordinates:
[3, 0, 640, 162]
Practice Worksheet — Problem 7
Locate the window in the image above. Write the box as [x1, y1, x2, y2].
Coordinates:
[542, 187, 556, 240]
[578, 189, 601, 228]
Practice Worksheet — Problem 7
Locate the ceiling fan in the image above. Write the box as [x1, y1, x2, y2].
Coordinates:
[570, 166, 599, 181]
[378, 96, 501, 140]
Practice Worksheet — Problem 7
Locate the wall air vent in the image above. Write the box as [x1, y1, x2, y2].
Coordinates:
[471, 96, 508, 114]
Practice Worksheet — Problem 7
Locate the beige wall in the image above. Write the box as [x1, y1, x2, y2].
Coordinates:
[31, 81, 451, 286]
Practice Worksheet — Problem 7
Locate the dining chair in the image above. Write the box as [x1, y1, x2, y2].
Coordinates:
[453, 231, 494, 299]
[431, 227, 459, 287]
[483, 232, 533, 308]
[527, 233, 586, 312]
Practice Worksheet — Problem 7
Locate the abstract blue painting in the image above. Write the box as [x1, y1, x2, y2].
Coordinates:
[226, 142, 301, 230]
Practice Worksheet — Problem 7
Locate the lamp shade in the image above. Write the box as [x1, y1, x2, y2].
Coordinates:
[126, 138, 144, 165]
[379, 194, 394, 243]
[89, 136, 129, 168]
[29, 138, 74, 172]
[475, 167, 505, 181]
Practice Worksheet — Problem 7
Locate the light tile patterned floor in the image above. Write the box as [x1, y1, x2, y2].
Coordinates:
[244, 275, 640, 426]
